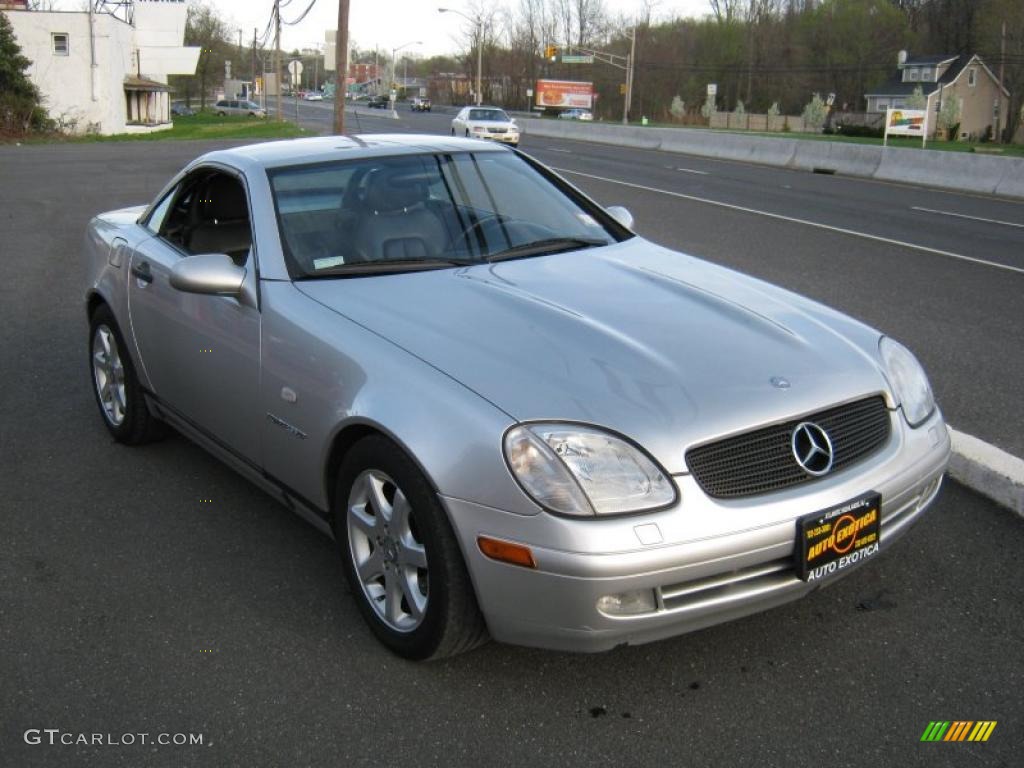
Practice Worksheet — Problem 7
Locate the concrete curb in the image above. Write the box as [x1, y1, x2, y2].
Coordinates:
[948, 427, 1024, 517]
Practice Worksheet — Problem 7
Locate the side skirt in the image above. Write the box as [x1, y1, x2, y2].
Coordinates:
[144, 392, 335, 540]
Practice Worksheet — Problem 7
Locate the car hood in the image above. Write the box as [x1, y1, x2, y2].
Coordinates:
[296, 238, 890, 474]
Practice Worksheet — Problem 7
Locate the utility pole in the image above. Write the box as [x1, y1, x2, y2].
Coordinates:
[274, 0, 283, 121]
[333, 0, 350, 134]
[252, 28, 257, 84]
[622, 26, 636, 124]
[998, 20, 1006, 143]
[476, 21, 483, 105]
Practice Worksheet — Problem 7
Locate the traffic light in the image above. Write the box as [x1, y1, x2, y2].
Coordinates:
[545, 45, 558, 61]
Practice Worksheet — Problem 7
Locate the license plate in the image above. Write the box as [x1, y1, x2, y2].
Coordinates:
[797, 492, 881, 582]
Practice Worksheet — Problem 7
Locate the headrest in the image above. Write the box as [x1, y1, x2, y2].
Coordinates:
[200, 175, 249, 222]
[364, 168, 426, 213]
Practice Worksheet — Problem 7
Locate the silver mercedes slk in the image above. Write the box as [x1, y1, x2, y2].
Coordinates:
[83, 135, 950, 659]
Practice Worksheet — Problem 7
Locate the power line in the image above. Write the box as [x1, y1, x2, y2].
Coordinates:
[282, 0, 318, 27]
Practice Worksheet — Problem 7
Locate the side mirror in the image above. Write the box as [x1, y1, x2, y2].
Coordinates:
[170, 253, 245, 296]
[606, 205, 634, 231]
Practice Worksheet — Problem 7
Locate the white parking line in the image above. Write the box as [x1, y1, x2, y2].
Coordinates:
[911, 206, 1024, 229]
[546, 147, 573, 153]
[553, 167, 1024, 276]
[677, 168, 709, 175]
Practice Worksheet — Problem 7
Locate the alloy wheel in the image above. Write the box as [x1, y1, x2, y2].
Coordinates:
[92, 325, 126, 427]
[346, 469, 429, 632]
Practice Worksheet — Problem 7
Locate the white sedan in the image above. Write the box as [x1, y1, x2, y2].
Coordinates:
[451, 106, 519, 146]
[304, 92, 324, 101]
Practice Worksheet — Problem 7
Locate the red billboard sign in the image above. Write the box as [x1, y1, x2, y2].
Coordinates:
[535, 79, 593, 109]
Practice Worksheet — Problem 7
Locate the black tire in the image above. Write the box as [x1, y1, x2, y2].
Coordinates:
[89, 304, 164, 444]
[450, 128, 455, 136]
[332, 435, 488, 660]
[217, 111, 226, 117]
[465, 129, 470, 137]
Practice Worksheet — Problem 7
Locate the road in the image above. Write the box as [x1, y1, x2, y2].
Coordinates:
[0, 127, 1021, 767]
[284, 99, 1024, 460]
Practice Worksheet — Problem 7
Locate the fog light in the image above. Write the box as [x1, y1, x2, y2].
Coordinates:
[596, 589, 657, 616]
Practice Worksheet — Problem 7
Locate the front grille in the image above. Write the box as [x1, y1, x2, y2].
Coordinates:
[685, 395, 892, 499]
[487, 128, 506, 134]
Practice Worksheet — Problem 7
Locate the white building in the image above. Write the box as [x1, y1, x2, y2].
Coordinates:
[3, 0, 200, 135]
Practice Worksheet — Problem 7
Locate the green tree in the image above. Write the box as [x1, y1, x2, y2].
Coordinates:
[802, 92, 827, 130]
[0, 12, 48, 133]
[906, 84, 927, 108]
[168, 1, 232, 109]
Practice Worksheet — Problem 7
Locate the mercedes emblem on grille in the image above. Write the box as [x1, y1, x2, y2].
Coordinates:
[791, 421, 834, 476]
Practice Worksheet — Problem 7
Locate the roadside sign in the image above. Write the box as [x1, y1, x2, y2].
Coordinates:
[561, 55, 594, 64]
[884, 107, 929, 148]
[287, 60, 303, 79]
[826, 92, 836, 106]
[707, 83, 717, 96]
[526, 88, 533, 98]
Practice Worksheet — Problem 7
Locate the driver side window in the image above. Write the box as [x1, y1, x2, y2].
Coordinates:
[159, 170, 254, 266]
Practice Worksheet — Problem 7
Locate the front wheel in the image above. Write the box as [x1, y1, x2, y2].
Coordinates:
[450, 127, 456, 136]
[89, 305, 164, 444]
[333, 435, 488, 660]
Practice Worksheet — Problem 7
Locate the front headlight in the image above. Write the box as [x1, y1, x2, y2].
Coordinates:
[472, 125, 485, 132]
[503, 424, 677, 516]
[879, 337, 936, 427]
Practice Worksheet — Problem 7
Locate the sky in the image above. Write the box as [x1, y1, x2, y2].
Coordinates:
[71, 1, 713, 58]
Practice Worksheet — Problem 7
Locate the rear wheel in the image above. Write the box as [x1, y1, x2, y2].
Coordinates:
[333, 435, 488, 660]
[89, 305, 164, 444]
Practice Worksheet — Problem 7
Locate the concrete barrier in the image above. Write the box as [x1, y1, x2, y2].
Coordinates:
[522, 119, 1024, 200]
[873, 147, 1012, 196]
[790, 140, 884, 177]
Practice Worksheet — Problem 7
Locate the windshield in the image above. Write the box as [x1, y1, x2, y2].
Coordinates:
[268, 151, 621, 278]
[468, 109, 508, 122]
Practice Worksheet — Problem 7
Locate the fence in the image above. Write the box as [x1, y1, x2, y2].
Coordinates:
[708, 112, 811, 133]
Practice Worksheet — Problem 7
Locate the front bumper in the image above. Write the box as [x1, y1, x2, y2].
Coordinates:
[474, 132, 519, 144]
[443, 410, 951, 652]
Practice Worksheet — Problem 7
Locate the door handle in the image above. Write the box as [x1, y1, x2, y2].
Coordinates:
[131, 260, 153, 284]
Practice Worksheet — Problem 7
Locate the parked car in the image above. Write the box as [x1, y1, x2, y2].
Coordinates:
[170, 102, 195, 117]
[559, 108, 593, 121]
[451, 106, 520, 146]
[304, 91, 324, 101]
[83, 135, 949, 660]
[410, 97, 432, 112]
[212, 99, 266, 118]
[367, 95, 390, 109]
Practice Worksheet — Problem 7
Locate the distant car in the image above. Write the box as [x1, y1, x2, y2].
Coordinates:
[559, 108, 593, 121]
[171, 102, 195, 117]
[305, 92, 324, 101]
[213, 99, 266, 118]
[367, 95, 390, 109]
[451, 106, 519, 147]
[410, 97, 432, 112]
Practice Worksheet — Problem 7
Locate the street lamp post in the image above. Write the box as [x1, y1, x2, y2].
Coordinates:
[439, 7, 482, 106]
[390, 40, 422, 106]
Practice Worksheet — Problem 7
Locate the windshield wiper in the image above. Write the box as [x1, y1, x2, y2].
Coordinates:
[306, 258, 477, 278]
[483, 237, 607, 263]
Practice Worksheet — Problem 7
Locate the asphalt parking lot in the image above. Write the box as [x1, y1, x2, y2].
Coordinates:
[1, 138, 1021, 767]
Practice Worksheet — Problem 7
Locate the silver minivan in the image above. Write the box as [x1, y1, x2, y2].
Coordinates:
[213, 99, 266, 118]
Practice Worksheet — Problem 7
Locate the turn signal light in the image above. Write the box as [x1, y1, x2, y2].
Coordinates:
[477, 536, 536, 569]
